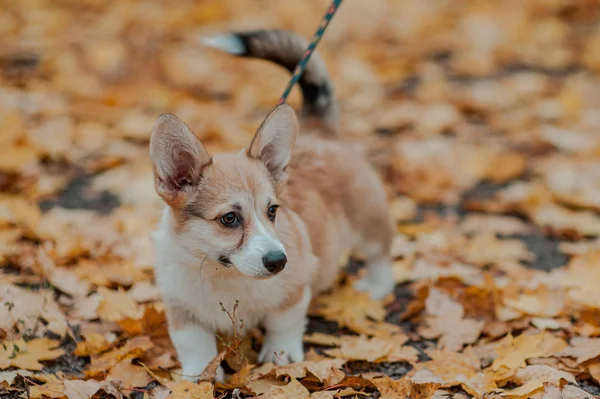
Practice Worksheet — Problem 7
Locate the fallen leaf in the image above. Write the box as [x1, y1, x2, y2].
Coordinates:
[492, 332, 568, 373]
[88, 336, 154, 377]
[106, 359, 153, 388]
[259, 378, 310, 399]
[325, 335, 410, 362]
[0, 369, 32, 386]
[63, 379, 123, 399]
[0, 283, 68, 336]
[556, 336, 600, 364]
[97, 287, 143, 322]
[312, 285, 387, 334]
[0, 338, 64, 371]
[419, 289, 484, 351]
[275, 359, 347, 382]
[411, 348, 486, 397]
[164, 380, 213, 399]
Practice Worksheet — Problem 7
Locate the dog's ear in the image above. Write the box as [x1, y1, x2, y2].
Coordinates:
[150, 114, 211, 208]
[248, 104, 298, 187]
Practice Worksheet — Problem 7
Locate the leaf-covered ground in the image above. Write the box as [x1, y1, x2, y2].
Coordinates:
[2, 1, 600, 398]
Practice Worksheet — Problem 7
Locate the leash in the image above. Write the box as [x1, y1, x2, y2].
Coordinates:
[277, 0, 343, 105]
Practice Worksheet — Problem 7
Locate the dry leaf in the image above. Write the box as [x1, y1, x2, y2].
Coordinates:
[275, 359, 347, 382]
[97, 287, 143, 322]
[63, 379, 123, 399]
[0, 338, 64, 371]
[259, 378, 310, 399]
[556, 337, 600, 364]
[88, 336, 154, 377]
[106, 359, 153, 388]
[325, 335, 410, 362]
[313, 285, 387, 333]
[165, 380, 213, 399]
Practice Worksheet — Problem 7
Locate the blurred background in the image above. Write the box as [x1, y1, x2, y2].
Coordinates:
[2, 0, 600, 278]
[3, 0, 600, 395]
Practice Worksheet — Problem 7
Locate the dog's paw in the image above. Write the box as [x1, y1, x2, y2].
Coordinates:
[258, 335, 304, 366]
[354, 266, 395, 300]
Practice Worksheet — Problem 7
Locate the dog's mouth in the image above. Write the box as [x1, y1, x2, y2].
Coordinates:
[218, 256, 232, 267]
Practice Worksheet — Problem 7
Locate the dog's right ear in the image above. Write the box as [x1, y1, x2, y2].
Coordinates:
[150, 114, 211, 208]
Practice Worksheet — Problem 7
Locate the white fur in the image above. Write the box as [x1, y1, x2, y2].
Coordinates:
[170, 325, 223, 382]
[230, 215, 286, 278]
[259, 286, 310, 364]
[201, 34, 245, 55]
[354, 258, 396, 300]
[152, 208, 313, 378]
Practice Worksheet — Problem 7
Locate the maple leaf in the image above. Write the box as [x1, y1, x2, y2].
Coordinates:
[106, 359, 153, 388]
[491, 332, 568, 373]
[0, 283, 68, 336]
[87, 335, 154, 377]
[0, 338, 64, 371]
[418, 288, 484, 351]
[312, 284, 387, 333]
[324, 335, 416, 363]
[258, 378, 310, 399]
[63, 379, 123, 399]
[369, 376, 440, 399]
[165, 380, 213, 399]
[556, 337, 600, 364]
[411, 348, 486, 397]
[275, 359, 346, 382]
[96, 287, 143, 322]
[0, 369, 32, 387]
[74, 332, 114, 357]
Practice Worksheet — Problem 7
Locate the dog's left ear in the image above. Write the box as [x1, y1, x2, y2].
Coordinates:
[249, 104, 298, 187]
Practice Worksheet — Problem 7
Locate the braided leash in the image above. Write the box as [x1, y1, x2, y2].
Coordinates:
[277, 0, 343, 105]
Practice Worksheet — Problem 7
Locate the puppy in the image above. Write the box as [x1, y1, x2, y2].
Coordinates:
[150, 30, 395, 381]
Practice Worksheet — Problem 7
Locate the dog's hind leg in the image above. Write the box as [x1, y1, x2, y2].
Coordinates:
[354, 241, 396, 300]
[353, 198, 396, 300]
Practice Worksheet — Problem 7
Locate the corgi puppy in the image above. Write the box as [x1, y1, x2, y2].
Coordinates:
[150, 30, 395, 381]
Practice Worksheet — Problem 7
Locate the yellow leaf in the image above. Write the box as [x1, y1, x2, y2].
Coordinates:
[165, 380, 213, 399]
[97, 287, 143, 322]
[0, 338, 64, 371]
[312, 285, 387, 333]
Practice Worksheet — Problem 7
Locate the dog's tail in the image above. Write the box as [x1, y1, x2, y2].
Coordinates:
[201, 29, 338, 135]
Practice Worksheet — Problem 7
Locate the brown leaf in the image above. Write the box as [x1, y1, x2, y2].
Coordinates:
[0, 338, 64, 371]
[74, 332, 115, 357]
[325, 335, 410, 362]
[411, 348, 486, 397]
[419, 289, 484, 351]
[97, 287, 143, 322]
[556, 337, 600, 364]
[312, 285, 387, 334]
[275, 359, 347, 382]
[0, 283, 68, 336]
[164, 380, 213, 399]
[63, 379, 123, 399]
[492, 332, 568, 372]
[88, 336, 154, 377]
[106, 359, 153, 388]
[259, 378, 310, 399]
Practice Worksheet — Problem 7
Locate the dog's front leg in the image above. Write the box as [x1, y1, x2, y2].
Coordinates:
[166, 305, 222, 382]
[259, 286, 311, 365]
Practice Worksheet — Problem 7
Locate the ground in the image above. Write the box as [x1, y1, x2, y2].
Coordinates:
[2, 1, 600, 399]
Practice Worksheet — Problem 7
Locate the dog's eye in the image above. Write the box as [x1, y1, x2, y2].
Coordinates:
[267, 205, 278, 222]
[220, 212, 239, 227]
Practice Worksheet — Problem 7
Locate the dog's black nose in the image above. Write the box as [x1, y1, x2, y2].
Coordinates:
[262, 251, 287, 274]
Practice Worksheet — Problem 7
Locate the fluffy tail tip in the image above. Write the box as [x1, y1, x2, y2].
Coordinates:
[200, 34, 246, 55]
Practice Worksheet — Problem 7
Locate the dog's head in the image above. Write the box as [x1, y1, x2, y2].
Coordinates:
[150, 105, 298, 278]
